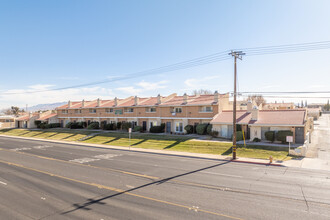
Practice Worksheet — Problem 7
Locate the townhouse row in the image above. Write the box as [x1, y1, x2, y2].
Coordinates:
[56, 92, 230, 133]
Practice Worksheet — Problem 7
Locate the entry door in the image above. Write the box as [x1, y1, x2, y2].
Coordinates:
[142, 121, 147, 131]
[295, 127, 304, 144]
[166, 122, 171, 133]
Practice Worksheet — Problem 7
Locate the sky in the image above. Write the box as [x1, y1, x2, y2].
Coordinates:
[0, 0, 330, 109]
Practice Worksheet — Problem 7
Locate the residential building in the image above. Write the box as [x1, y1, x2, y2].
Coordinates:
[211, 102, 312, 144]
[0, 115, 16, 129]
[263, 102, 296, 110]
[56, 92, 230, 133]
[15, 110, 58, 128]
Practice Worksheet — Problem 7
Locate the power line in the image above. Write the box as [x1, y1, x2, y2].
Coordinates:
[1, 40, 330, 96]
[238, 91, 330, 94]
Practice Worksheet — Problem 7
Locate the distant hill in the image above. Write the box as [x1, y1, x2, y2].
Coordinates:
[26, 102, 66, 112]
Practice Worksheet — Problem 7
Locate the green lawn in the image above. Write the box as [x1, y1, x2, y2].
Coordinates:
[0, 128, 94, 142]
[0, 128, 291, 161]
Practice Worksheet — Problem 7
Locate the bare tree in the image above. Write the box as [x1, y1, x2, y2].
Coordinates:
[1, 106, 25, 116]
[191, 89, 213, 95]
[246, 95, 266, 106]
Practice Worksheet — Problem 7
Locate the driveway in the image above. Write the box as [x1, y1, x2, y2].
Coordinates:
[301, 113, 330, 170]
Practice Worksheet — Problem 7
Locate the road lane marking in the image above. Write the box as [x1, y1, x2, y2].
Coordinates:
[11, 147, 32, 151]
[70, 158, 101, 164]
[0, 159, 242, 220]
[0, 181, 7, 185]
[94, 154, 121, 159]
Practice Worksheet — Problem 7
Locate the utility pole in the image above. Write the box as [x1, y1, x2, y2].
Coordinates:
[229, 51, 245, 160]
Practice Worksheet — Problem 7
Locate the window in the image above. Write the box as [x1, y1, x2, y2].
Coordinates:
[175, 107, 182, 113]
[200, 106, 213, 112]
[146, 107, 156, 113]
[75, 109, 82, 114]
[62, 110, 68, 114]
[175, 122, 183, 132]
[124, 108, 134, 113]
[115, 109, 123, 115]
[105, 108, 114, 113]
[89, 109, 96, 113]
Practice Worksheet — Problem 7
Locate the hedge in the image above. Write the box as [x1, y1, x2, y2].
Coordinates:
[87, 122, 100, 129]
[210, 130, 219, 137]
[122, 122, 132, 131]
[265, 131, 275, 142]
[184, 125, 193, 134]
[276, 130, 293, 143]
[103, 123, 116, 130]
[150, 123, 165, 133]
[206, 124, 213, 135]
[116, 122, 122, 130]
[196, 124, 208, 135]
[134, 126, 142, 132]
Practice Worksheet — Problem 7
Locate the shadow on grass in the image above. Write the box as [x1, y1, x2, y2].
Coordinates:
[131, 139, 147, 146]
[163, 140, 184, 149]
[102, 137, 121, 144]
[62, 134, 78, 140]
[61, 160, 231, 215]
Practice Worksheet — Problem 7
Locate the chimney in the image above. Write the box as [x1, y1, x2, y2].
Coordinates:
[247, 101, 252, 112]
[134, 96, 139, 105]
[68, 100, 72, 108]
[29, 112, 32, 118]
[82, 99, 85, 107]
[157, 94, 161, 105]
[114, 97, 118, 106]
[214, 91, 219, 103]
[251, 106, 259, 120]
[97, 98, 101, 107]
[183, 93, 188, 104]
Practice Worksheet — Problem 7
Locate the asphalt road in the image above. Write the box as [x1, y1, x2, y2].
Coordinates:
[0, 136, 330, 220]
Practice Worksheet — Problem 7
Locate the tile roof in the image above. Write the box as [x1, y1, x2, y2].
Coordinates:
[37, 113, 57, 121]
[211, 110, 306, 126]
[56, 93, 223, 109]
[211, 111, 251, 124]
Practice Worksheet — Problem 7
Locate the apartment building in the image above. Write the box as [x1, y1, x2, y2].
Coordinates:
[56, 92, 230, 133]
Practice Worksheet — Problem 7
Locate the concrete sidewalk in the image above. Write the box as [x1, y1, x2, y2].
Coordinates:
[0, 134, 283, 166]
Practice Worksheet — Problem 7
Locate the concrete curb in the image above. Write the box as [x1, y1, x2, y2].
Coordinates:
[0, 134, 285, 167]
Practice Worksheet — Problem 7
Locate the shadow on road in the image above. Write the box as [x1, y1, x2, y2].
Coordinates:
[61, 160, 231, 215]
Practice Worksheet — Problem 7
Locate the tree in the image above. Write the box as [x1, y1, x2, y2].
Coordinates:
[1, 106, 24, 116]
[191, 89, 213, 95]
[301, 100, 304, 108]
[246, 95, 266, 106]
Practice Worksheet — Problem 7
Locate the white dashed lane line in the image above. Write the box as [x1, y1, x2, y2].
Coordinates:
[69, 154, 121, 164]
[0, 181, 7, 186]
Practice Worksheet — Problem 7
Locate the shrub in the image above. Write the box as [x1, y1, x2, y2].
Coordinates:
[184, 125, 193, 134]
[134, 126, 142, 132]
[206, 124, 213, 135]
[65, 122, 73, 128]
[87, 122, 99, 129]
[196, 124, 208, 135]
[103, 123, 115, 130]
[116, 122, 122, 130]
[276, 130, 293, 143]
[265, 131, 275, 142]
[150, 124, 165, 133]
[39, 123, 47, 129]
[35, 121, 42, 128]
[122, 122, 132, 131]
[210, 130, 219, 137]
[236, 131, 243, 141]
[253, 137, 261, 142]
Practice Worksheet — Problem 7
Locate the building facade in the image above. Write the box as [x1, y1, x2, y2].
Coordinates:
[56, 92, 230, 133]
